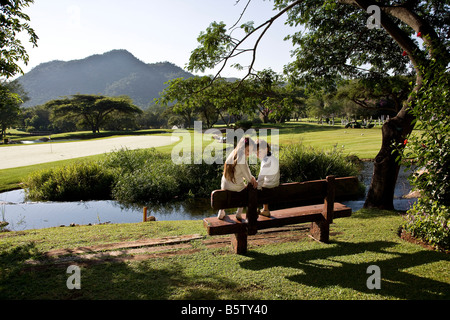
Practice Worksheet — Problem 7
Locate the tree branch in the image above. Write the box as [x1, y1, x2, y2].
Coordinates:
[211, 0, 302, 83]
[230, 0, 252, 30]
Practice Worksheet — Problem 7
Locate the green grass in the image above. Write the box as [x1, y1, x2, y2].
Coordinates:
[277, 122, 382, 159]
[0, 154, 108, 192]
[0, 209, 448, 300]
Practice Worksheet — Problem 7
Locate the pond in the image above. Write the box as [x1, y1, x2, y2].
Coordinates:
[0, 162, 418, 231]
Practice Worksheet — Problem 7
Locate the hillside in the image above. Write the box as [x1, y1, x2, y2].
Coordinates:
[15, 49, 193, 108]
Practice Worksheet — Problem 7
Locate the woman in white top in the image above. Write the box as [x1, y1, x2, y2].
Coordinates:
[256, 139, 280, 217]
[217, 137, 257, 220]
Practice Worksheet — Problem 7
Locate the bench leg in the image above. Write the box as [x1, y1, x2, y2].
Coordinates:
[231, 232, 248, 254]
[310, 220, 330, 243]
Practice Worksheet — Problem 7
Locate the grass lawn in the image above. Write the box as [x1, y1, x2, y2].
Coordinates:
[276, 122, 382, 159]
[0, 209, 448, 300]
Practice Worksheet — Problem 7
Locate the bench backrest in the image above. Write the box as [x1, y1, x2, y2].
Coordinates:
[211, 176, 360, 210]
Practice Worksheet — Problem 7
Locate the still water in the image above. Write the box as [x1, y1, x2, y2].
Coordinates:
[0, 162, 417, 231]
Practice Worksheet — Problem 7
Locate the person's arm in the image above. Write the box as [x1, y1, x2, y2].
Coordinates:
[237, 163, 256, 187]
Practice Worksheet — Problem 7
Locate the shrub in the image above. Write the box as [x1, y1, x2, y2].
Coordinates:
[24, 161, 115, 201]
[112, 161, 181, 204]
[278, 144, 360, 182]
[110, 151, 223, 204]
[102, 147, 168, 175]
[235, 120, 253, 130]
[178, 154, 223, 198]
[400, 60, 450, 250]
[403, 198, 450, 250]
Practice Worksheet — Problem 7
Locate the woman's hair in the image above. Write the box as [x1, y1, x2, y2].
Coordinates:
[256, 139, 271, 157]
[224, 137, 253, 183]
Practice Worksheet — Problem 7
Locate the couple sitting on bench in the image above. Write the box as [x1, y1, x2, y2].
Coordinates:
[217, 137, 280, 221]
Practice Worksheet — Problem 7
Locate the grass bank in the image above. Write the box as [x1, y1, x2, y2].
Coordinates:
[0, 209, 448, 300]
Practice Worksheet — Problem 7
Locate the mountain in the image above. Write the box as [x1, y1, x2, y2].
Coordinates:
[15, 49, 193, 108]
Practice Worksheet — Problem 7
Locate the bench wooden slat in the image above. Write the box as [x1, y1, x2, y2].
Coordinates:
[210, 189, 247, 210]
[334, 176, 361, 199]
[257, 181, 327, 206]
[203, 202, 351, 236]
[210, 176, 360, 210]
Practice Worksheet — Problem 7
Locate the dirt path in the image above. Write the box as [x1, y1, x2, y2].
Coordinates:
[0, 135, 177, 169]
[25, 226, 312, 267]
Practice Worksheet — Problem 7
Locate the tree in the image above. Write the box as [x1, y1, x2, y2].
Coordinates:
[156, 77, 210, 128]
[47, 94, 142, 133]
[187, 0, 450, 210]
[0, 82, 22, 139]
[210, 78, 256, 126]
[0, 0, 38, 78]
[21, 104, 52, 132]
[136, 104, 168, 129]
[336, 76, 414, 116]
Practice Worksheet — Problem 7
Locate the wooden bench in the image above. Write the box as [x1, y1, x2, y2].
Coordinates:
[203, 176, 360, 254]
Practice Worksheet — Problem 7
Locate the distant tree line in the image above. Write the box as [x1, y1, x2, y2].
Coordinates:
[156, 69, 411, 128]
[0, 70, 412, 137]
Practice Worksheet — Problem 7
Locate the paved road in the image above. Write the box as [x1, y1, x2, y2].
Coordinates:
[0, 135, 176, 170]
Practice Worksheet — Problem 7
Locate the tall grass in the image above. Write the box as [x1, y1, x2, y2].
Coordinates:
[23, 145, 361, 204]
[104, 149, 223, 204]
[278, 144, 360, 182]
[23, 161, 115, 201]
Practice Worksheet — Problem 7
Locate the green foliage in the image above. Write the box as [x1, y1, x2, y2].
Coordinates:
[0, 0, 38, 78]
[278, 144, 360, 183]
[403, 198, 450, 250]
[111, 161, 181, 203]
[23, 161, 115, 201]
[102, 148, 222, 204]
[0, 83, 23, 138]
[187, 21, 231, 73]
[401, 59, 450, 250]
[157, 70, 306, 128]
[234, 120, 252, 130]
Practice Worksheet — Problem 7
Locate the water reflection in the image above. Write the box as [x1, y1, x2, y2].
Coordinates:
[0, 162, 417, 231]
[0, 190, 212, 231]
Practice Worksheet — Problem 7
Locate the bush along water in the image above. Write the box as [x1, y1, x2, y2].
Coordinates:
[108, 150, 223, 204]
[277, 144, 361, 183]
[23, 145, 362, 205]
[24, 161, 115, 201]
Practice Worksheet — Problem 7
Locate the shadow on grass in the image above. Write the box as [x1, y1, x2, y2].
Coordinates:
[0, 242, 242, 300]
[0, 243, 178, 299]
[240, 240, 450, 299]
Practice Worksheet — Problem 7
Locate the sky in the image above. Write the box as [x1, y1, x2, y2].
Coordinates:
[17, 0, 299, 78]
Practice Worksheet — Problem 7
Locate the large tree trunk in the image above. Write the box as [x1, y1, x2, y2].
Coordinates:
[364, 99, 416, 209]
